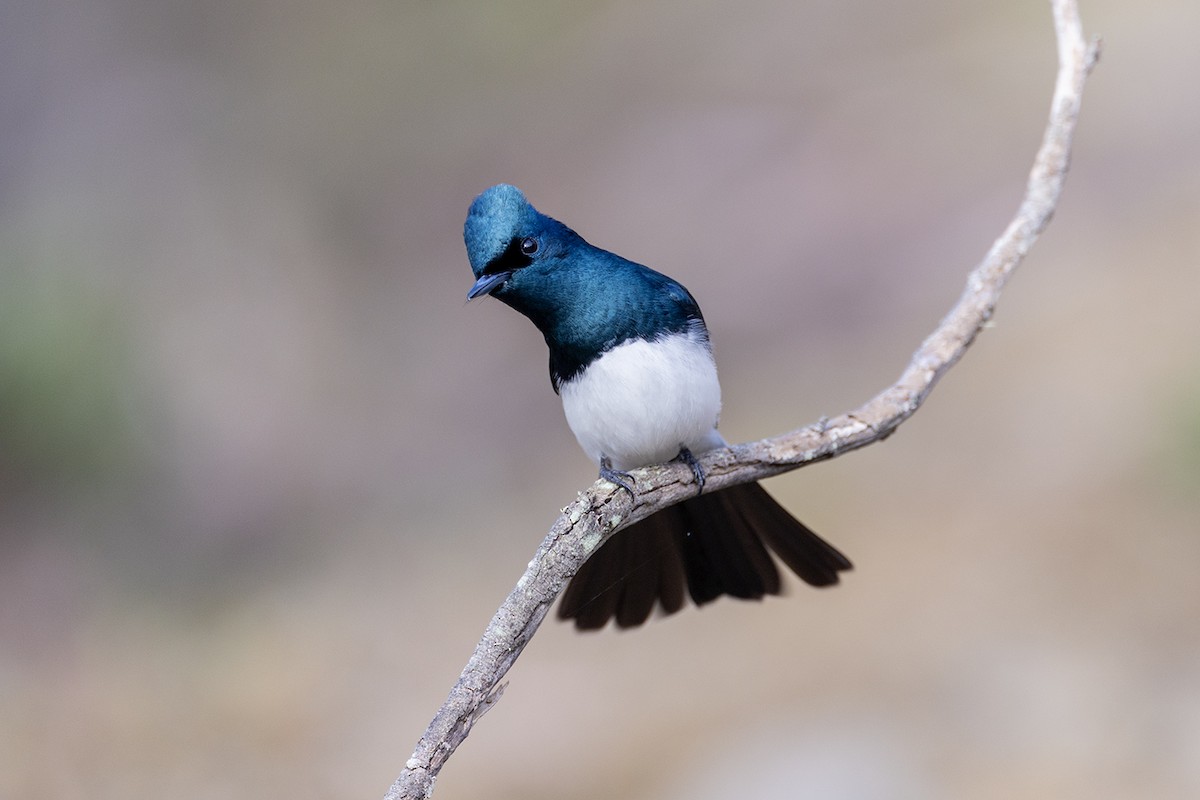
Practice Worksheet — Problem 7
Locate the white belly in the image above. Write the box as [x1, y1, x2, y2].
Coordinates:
[559, 329, 724, 471]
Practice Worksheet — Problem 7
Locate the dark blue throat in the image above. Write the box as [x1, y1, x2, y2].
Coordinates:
[493, 259, 708, 392]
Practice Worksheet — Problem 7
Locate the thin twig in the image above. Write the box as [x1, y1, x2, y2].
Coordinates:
[385, 2, 1098, 797]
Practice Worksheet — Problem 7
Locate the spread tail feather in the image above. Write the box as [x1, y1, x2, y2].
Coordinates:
[558, 482, 852, 630]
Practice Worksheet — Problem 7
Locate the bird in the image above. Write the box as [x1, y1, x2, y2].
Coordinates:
[464, 184, 851, 630]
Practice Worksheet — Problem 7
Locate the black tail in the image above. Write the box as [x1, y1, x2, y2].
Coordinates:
[557, 482, 852, 630]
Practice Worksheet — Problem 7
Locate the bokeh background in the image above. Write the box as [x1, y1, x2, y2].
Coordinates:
[3, 1, 1198, 798]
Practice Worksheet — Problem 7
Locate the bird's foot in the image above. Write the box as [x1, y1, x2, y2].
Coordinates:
[675, 447, 706, 495]
[599, 457, 635, 498]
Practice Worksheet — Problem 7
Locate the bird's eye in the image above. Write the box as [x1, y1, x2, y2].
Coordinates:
[520, 237, 539, 256]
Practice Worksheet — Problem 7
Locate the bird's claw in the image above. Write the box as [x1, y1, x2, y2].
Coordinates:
[675, 447, 706, 496]
[599, 457, 635, 498]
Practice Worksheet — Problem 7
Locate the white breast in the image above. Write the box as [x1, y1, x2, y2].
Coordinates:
[559, 327, 725, 471]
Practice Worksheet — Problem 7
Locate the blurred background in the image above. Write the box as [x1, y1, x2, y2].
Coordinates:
[2, 0, 1198, 798]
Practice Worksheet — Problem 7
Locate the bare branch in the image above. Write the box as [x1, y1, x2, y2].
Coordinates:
[385, 2, 1099, 798]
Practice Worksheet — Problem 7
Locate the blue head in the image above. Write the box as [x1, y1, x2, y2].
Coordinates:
[464, 184, 542, 292]
[463, 184, 595, 332]
[463, 184, 707, 387]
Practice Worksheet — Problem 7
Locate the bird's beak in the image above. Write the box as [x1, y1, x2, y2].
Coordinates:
[467, 271, 512, 300]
